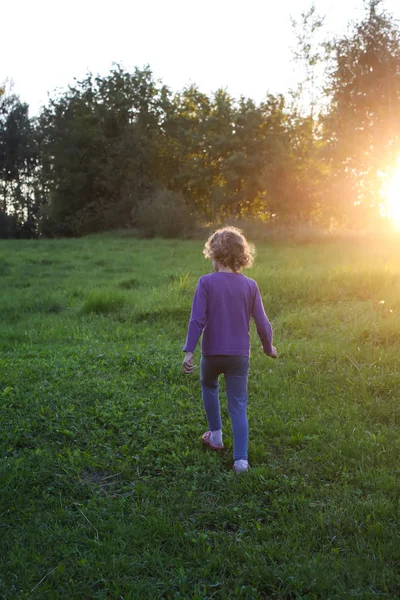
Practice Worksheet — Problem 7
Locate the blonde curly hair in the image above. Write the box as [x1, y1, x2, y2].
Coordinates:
[203, 226, 255, 272]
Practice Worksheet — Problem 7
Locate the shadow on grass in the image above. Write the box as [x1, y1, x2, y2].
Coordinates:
[118, 278, 140, 290]
[28, 258, 57, 266]
[0, 300, 65, 321]
[0, 262, 11, 276]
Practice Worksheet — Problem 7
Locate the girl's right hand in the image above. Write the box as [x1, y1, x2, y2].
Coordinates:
[266, 346, 277, 359]
[182, 352, 194, 374]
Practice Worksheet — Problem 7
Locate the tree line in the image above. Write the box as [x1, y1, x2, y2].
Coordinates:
[1, 0, 400, 238]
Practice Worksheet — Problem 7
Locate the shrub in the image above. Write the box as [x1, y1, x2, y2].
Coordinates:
[133, 189, 196, 238]
[0, 211, 17, 239]
[38, 204, 73, 238]
[38, 196, 135, 238]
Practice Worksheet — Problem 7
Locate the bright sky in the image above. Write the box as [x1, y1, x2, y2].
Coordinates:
[4, 0, 400, 115]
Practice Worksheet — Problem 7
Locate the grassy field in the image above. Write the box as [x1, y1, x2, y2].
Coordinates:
[1, 232, 400, 599]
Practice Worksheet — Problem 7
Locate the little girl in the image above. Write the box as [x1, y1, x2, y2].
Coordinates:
[183, 226, 277, 473]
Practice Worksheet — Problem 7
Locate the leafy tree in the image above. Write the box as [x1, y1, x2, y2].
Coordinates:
[160, 88, 302, 222]
[37, 66, 166, 235]
[0, 89, 38, 236]
[220, 97, 266, 218]
[323, 0, 400, 223]
[158, 85, 212, 217]
[291, 3, 326, 120]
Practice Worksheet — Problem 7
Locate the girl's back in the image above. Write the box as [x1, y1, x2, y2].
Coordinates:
[184, 271, 272, 357]
[190, 272, 256, 356]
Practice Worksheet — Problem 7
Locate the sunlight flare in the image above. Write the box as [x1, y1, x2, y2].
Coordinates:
[386, 169, 400, 223]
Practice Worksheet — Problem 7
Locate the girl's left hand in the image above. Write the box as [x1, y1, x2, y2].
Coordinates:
[266, 346, 278, 359]
[182, 352, 194, 374]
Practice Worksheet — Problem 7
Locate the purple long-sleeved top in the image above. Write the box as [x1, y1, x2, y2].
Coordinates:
[183, 272, 273, 356]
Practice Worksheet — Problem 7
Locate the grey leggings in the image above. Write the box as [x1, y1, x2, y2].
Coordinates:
[200, 355, 249, 461]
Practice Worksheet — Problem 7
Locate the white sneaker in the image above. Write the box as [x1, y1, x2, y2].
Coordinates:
[233, 459, 249, 473]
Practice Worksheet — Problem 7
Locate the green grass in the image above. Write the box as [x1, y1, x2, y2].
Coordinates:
[1, 232, 400, 599]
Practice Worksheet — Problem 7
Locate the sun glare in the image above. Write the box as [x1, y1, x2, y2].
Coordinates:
[386, 169, 400, 223]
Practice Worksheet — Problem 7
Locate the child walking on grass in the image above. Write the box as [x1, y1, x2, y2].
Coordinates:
[183, 226, 277, 473]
